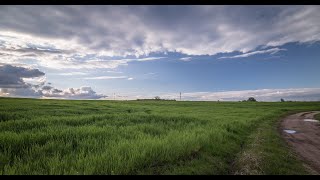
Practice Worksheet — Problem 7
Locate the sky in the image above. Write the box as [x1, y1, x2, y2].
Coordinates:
[0, 5, 320, 101]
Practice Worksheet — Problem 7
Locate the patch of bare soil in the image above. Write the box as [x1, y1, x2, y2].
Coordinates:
[281, 111, 320, 174]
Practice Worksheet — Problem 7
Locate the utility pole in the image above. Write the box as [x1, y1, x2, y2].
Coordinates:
[180, 92, 181, 101]
[114, 93, 115, 100]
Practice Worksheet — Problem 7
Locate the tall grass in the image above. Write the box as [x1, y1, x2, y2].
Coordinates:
[0, 98, 319, 174]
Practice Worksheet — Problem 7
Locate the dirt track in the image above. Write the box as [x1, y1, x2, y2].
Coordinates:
[281, 111, 320, 174]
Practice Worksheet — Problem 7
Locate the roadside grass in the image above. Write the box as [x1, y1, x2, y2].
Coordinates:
[233, 110, 310, 175]
[0, 98, 319, 175]
[315, 113, 320, 120]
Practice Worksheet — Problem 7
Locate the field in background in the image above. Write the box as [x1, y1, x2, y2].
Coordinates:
[0, 97, 319, 175]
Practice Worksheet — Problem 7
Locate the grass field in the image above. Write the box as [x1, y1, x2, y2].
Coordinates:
[0, 97, 319, 175]
[316, 113, 320, 121]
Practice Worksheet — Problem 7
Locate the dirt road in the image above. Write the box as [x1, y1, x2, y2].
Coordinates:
[281, 111, 320, 174]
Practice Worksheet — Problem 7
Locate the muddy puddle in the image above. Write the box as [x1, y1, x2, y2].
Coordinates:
[284, 129, 297, 134]
[304, 119, 319, 122]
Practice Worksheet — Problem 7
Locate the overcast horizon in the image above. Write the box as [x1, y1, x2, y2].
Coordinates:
[1, 5, 320, 101]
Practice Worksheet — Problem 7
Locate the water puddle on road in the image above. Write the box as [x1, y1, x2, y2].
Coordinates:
[284, 130, 297, 134]
[304, 119, 319, 122]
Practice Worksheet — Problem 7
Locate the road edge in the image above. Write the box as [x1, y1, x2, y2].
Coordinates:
[279, 111, 320, 175]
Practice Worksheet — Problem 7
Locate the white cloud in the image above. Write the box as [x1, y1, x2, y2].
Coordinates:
[219, 48, 286, 59]
[0, 34, 166, 69]
[83, 76, 134, 80]
[160, 88, 320, 102]
[106, 70, 123, 74]
[41, 86, 107, 99]
[53, 72, 88, 76]
[83, 76, 128, 80]
[135, 57, 166, 61]
[179, 57, 192, 61]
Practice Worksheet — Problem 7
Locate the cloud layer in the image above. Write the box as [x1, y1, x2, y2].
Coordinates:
[219, 48, 286, 59]
[161, 88, 320, 102]
[83, 76, 132, 80]
[40, 86, 107, 100]
[0, 6, 320, 70]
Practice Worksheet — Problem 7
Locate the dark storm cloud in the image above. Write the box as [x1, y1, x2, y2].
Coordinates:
[42, 85, 53, 91]
[0, 6, 83, 39]
[0, 64, 45, 88]
[51, 88, 62, 93]
[0, 64, 106, 99]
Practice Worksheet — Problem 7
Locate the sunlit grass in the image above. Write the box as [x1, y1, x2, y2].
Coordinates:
[0, 98, 319, 175]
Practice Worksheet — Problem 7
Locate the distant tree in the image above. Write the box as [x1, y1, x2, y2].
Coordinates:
[281, 98, 285, 102]
[154, 96, 161, 100]
[247, 97, 257, 102]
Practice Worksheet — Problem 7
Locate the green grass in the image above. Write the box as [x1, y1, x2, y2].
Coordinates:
[315, 113, 320, 120]
[0, 97, 319, 175]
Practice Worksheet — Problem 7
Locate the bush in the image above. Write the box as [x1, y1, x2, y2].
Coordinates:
[247, 97, 257, 102]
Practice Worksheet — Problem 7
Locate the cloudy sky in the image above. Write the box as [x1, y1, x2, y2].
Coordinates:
[0, 5, 320, 101]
